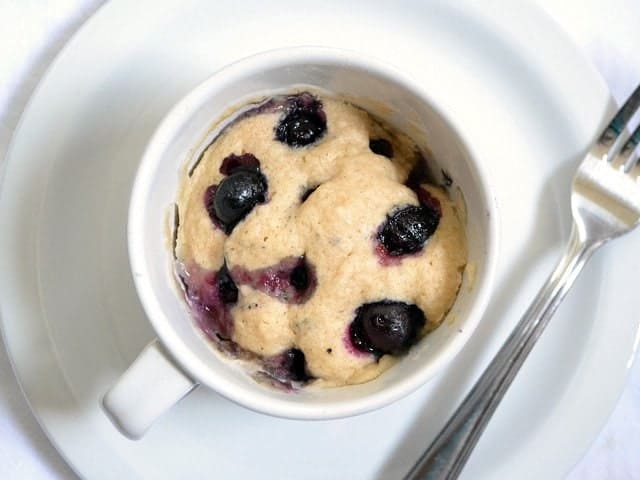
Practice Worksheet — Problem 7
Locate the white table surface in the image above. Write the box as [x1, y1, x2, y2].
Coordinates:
[0, 1, 639, 478]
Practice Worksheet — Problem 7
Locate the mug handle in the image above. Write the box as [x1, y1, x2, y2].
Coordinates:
[102, 340, 197, 439]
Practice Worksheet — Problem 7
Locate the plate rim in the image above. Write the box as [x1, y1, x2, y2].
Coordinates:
[0, 1, 635, 479]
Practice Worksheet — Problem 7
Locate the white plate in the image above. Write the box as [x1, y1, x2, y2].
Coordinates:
[1, 1, 639, 478]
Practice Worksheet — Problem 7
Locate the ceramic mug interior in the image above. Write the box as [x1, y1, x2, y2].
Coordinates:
[128, 46, 498, 419]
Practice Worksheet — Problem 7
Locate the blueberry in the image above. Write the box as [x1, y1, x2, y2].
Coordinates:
[377, 204, 440, 256]
[219, 153, 260, 175]
[275, 94, 327, 147]
[369, 138, 393, 158]
[289, 260, 309, 291]
[276, 112, 326, 147]
[212, 169, 267, 233]
[350, 301, 426, 355]
[281, 348, 310, 382]
[265, 348, 311, 383]
[217, 263, 238, 304]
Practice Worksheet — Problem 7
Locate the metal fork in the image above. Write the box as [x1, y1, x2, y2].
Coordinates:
[405, 84, 640, 480]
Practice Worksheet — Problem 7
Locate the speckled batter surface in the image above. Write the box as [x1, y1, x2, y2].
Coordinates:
[175, 92, 467, 388]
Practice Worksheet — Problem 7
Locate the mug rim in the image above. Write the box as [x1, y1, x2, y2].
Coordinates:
[128, 45, 499, 419]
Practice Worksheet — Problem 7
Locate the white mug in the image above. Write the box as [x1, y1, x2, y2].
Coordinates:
[102, 47, 499, 440]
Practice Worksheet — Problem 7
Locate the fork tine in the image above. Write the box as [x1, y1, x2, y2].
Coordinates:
[627, 152, 640, 176]
[622, 123, 640, 172]
[600, 84, 640, 146]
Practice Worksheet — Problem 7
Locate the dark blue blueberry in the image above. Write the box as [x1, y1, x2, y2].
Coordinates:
[289, 259, 309, 291]
[265, 348, 311, 383]
[282, 348, 310, 382]
[217, 264, 238, 304]
[369, 138, 393, 158]
[211, 169, 267, 233]
[275, 94, 327, 147]
[377, 203, 440, 256]
[350, 301, 426, 356]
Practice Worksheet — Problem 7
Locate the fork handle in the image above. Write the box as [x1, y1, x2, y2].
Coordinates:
[404, 225, 599, 480]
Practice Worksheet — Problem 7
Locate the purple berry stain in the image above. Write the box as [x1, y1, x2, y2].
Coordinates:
[232, 256, 317, 304]
[415, 187, 442, 217]
[204, 184, 221, 228]
[178, 260, 313, 388]
[348, 301, 426, 357]
[219, 152, 261, 175]
[405, 152, 435, 189]
[178, 262, 238, 348]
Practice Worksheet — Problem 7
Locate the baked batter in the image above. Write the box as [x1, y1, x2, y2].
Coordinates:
[175, 92, 467, 388]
